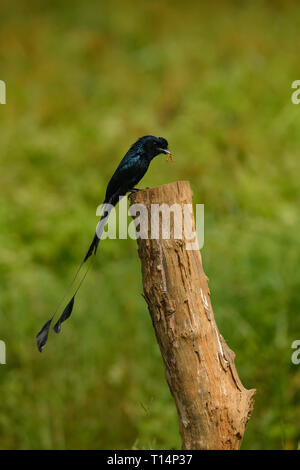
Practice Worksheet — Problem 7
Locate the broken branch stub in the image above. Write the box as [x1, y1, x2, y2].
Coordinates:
[129, 181, 255, 450]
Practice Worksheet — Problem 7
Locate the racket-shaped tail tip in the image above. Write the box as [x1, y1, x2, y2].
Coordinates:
[52, 322, 61, 334]
[36, 318, 53, 352]
[53, 295, 75, 335]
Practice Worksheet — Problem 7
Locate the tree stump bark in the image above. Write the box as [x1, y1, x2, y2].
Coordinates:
[129, 181, 255, 450]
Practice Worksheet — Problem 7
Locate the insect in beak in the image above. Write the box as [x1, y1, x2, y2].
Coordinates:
[158, 148, 174, 162]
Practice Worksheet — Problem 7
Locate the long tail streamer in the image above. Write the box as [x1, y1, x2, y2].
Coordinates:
[36, 204, 112, 352]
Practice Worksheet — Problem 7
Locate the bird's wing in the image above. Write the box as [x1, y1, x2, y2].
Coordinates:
[104, 153, 145, 203]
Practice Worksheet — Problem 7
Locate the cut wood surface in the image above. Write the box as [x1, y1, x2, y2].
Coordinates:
[129, 181, 255, 450]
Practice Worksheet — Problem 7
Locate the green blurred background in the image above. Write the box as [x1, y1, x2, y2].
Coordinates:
[0, 0, 300, 450]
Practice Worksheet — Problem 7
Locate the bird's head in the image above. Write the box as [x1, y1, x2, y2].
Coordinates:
[136, 135, 173, 161]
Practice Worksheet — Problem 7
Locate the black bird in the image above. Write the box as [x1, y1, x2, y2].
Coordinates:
[36, 135, 172, 352]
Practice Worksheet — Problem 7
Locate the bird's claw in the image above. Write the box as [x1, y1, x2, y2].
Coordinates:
[128, 188, 141, 196]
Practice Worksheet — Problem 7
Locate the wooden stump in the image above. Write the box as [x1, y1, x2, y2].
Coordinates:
[129, 181, 255, 450]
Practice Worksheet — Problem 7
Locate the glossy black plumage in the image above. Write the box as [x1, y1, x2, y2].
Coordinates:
[84, 135, 169, 260]
[36, 135, 170, 352]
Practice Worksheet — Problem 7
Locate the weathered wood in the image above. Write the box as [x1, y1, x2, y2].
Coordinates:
[129, 181, 255, 450]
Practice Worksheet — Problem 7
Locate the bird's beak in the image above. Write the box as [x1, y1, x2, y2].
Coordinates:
[158, 148, 174, 162]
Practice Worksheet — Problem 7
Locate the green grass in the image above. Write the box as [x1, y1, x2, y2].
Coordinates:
[0, 0, 300, 449]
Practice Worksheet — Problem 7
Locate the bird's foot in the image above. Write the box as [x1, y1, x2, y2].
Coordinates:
[128, 188, 141, 195]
